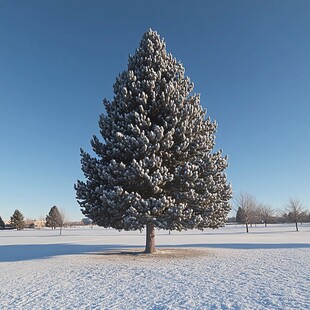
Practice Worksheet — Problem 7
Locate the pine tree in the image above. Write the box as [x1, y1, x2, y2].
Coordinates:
[75, 29, 232, 253]
[236, 207, 245, 224]
[46, 206, 64, 234]
[10, 210, 25, 230]
[0, 216, 5, 229]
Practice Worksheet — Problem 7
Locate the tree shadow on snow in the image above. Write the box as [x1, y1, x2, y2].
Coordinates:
[1, 242, 309, 263]
[0, 243, 140, 262]
[163, 243, 310, 250]
[94, 249, 146, 257]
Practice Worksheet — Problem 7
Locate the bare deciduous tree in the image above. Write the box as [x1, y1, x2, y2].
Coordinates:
[285, 198, 306, 232]
[258, 203, 274, 227]
[235, 193, 258, 233]
[59, 209, 67, 235]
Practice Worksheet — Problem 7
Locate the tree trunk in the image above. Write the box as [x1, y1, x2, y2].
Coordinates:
[145, 223, 156, 253]
[246, 223, 249, 233]
[295, 222, 299, 232]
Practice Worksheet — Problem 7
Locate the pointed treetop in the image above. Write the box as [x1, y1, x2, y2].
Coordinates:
[130, 29, 167, 64]
[141, 28, 162, 46]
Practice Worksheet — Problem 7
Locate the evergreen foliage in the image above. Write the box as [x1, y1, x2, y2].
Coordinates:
[236, 207, 245, 224]
[0, 216, 5, 229]
[10, 209, 25, 230]
[75, 30, 232, 252]
[46, 206, 63, 230]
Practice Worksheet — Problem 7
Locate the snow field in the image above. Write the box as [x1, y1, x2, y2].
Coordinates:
[0, 224, 309, 309]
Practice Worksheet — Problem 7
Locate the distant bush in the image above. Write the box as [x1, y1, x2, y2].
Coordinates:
[0, 216, 5, 230]
[81, 218, 92, 225]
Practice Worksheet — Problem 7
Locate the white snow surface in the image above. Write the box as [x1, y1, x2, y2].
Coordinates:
[0, 224, 309, 309]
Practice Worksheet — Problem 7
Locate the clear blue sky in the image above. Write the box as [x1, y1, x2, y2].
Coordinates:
[1, 0, 309, 221]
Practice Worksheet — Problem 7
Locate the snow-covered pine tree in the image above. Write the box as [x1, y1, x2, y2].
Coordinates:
[10, 209, 25, 230]
[75, 29, 232, 253]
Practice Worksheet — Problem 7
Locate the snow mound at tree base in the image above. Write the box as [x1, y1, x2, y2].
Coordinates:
[92, 248, 212, 260]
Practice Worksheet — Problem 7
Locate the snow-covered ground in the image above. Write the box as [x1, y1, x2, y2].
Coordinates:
[0, 224, 309, 309]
